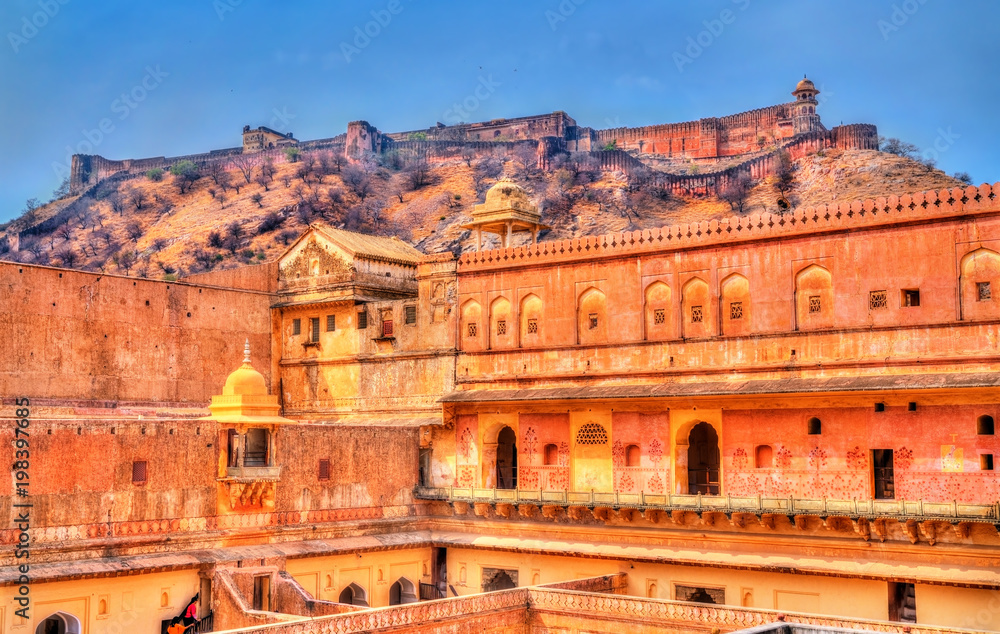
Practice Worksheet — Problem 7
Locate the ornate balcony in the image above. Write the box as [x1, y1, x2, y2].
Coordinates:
[222, 465, 283, 482]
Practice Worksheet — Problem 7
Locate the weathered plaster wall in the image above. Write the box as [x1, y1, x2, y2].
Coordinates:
[0, 263, 273, 403]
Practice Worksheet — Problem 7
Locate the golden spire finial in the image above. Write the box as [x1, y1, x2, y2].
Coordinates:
[243, 338, 251, 365]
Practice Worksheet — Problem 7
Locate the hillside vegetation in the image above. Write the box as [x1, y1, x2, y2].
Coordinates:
[0, 148, 966, 280]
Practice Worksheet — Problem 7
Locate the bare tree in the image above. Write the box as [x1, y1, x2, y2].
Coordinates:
[55, 248, 79, 268]
[254, 172, 270, 191]
[473, 157, 503, 194]
[462, 147, 476, 167]
[112, 250, 137, 275]
[342, 163, 375, 202]
[206, 161, 226, 185]
[513, 144, 538, 177]
[878, 136, 919, 158]
[125, 220, 144, 243]
[152, 238, 167, 252]
[280, 174, 292, 188]
[403, 156, 432, 190]
[217, 171, 233, 193]
[261, 157, 277, 181]
[251, 192, 264, 208]
[330, 152, 347, 173]
[192, 247, 217, 271]
[215, 192, 227, 208]
[719, 174, 754, 214]
[231, 154, 260, 184]
[772, 150, 795, 204]
[56, 223, 73, 243]
[128, 187, 146, 211]
[107, 193, 126, 216]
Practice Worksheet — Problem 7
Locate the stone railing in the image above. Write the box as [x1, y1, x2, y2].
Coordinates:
[416, 486, 1000, 525]
[206, 575, 978, 634]
[458, 183, 999, 272]
[0, 505, 400, 554]
[212, 587, 531, 634]
[530, 588, 982, 634]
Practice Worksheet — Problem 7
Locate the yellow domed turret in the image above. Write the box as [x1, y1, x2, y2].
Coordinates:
[203, 339, 292, 424]
[222, 340, 268, 396]
[792, 76, 819, 101]
[462, 176, 549, 251]
[794, 77, 816, 93]
[483, 177, 535, 212]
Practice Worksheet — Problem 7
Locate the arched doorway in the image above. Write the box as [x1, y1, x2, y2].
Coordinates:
[687, 422, 720, 495]
[389, 577, 417, 605]
[338, 582, 369, 607]
[496, 426, 517, 489]
[35, 612, 81, 634]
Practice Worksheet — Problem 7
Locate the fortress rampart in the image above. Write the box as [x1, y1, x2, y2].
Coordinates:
[68, 80, 877, 197]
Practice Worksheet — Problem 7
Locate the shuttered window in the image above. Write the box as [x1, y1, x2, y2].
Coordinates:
[310, 317, 320, 342]
[357, 311, 368, 329]
[404, 305, 417, 325]
[132, 460, 148, 484]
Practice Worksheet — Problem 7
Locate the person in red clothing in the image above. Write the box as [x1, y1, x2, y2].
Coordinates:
[181, 594, 199, 628]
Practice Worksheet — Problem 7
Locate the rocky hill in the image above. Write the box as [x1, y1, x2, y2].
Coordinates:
[0, 148, 967, 280]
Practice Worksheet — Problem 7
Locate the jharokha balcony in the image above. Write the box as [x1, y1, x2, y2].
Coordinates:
[415, 486, 1000, 543]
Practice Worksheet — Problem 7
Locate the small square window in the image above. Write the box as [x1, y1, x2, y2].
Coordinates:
[318, 458, 331, 481]
[902, 289, 920, 307]
[981, 454, 995, 471]
[691, 305, 703, 323]
[874, 402, 886, 413]
[527, 318, 538, 334]
[978, 281, 992, 301]
[653, 308, 665, 325]
[729, 301, 743, 320]
[357, 311, 368, 329]
[589, 313, 598, 330]
[808, 296, 821, 313]
[467, 322, 478, 337]
[869, 290, 888, 310]
[132, 460, 148, 484]
[404, 305, 417, 325]
[497, 320, 507, 335]
[310, 317, 320, 343]
[292, 318, 301, 335]
[326, 314, 336, 332]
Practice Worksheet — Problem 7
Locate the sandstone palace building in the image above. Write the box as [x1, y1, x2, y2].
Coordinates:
[3, 82, 1000, 633]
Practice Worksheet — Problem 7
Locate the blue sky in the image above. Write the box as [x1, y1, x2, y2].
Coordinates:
[1, 0, 997, 222]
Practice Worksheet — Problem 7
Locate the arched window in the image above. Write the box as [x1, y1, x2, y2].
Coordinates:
[625, 444, 641, 467]
[978, 415, 995, 436]
[681, 277, 711, 338]
[720, 273, 750, 336]
[807, 417, 822, 435]
[489, 296, 512, 349]
[755, 445, 773, 469]
[795, 264, 833, 330]
[543, 443, 558, 465]
[577, 287, 607, 345]
[960, 248, 1000, 320]
[644, 281, 671, 341]
[460, 299, 483, 351]
[520, 294, 543, 344]
[575, 423, 608, 445]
